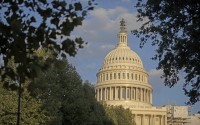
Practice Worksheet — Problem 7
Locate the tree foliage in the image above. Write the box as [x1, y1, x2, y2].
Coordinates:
[0, 0, 96, 87]
[0, 82, 51, 125]
[29, 59, 113, 125]
[104, 105, 135, 125]
[133, 0, 200, 104]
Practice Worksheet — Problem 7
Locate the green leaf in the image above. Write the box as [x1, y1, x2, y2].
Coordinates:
[74, 2, 82, 11]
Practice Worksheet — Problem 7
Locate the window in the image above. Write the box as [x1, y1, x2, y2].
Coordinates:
[135, 74, 137, 80]
[110, 73, 112, 80]
[103, 73, 105, 81]
[118, 73, 120, 79]
[114, 73, 116, 79]
[131, 73, 133, 79]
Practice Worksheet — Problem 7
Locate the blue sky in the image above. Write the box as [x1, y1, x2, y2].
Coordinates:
[68, 0, 200, 113]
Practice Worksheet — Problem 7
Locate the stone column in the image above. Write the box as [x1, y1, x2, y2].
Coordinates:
[140, 89, 143, 101]
[134, 114, 137, 124]
[145, 89, 147, 102]
[160, 115, 163, 125]
[147, 90, 148, 103]
[146, 90, 149, 102]
[140, 88, 142, 101]
[150, 90, 152, 104]
[126, 86, 127, 100]
[150, 115, 153, 125]
[130, 87, 132, 100]
[104, 88, 106, 100]
[141, 114, 144, 125]
[100, 88, 102, 101]
[134, 87, 137, 100]
[152, 115, 155, 125]
[110, 87, 112, 100]
[136, 87, 137, 101]
[120, 86, 122, 100]
[96, 89, 98, 101]
[164, 115, 167, 125]
[115, 87, 117, 100]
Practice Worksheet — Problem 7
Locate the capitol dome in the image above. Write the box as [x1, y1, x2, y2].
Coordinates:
[95, 19, 152, 107]
[95, 19, 167, 125]
[103, 45, 143, 68]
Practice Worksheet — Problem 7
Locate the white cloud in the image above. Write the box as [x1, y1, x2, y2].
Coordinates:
[148, 69, 163, 78]
[121, 0, 131, 2]
[100, 44, 115, 50]
[69, 6, 145, 82]
[148, 69, 164, 93]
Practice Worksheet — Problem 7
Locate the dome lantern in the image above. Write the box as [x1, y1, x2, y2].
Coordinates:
[118, 18, 128, 47]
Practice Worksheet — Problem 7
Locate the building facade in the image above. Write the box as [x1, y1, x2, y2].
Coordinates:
[164, 105, 200, 125]
[164, 105, 190, 125]
[95, 19, 167, 125]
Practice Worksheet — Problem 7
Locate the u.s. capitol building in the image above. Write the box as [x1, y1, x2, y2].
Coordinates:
[95, 19, 167, 125]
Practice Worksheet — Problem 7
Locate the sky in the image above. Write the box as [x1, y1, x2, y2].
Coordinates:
[68, 0, 200, 114]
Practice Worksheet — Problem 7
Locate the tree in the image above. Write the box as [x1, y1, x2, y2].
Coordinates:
[0, 0, 96, 86]
[29, 59, 113, 125]
[29, 59, 82, 124]
[80, 81, 114, 125]
[132, 0, 200, 104]
[0, 82, 51, 125]
[104, 105, 135, 125]
[0, 1, 95, 124]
